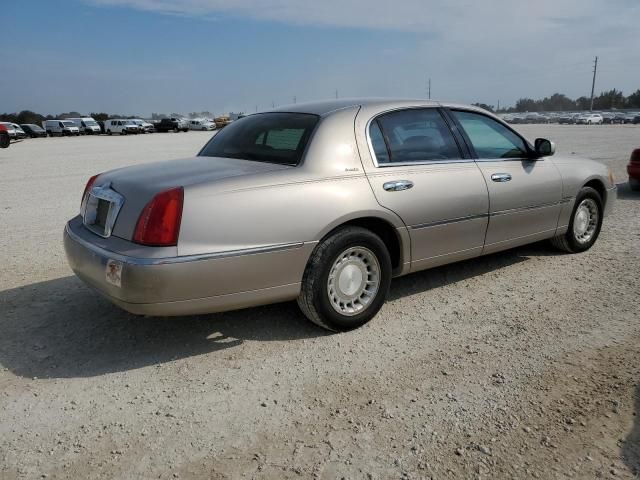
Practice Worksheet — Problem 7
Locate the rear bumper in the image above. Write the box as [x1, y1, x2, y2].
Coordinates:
[63, 218, 311, 316]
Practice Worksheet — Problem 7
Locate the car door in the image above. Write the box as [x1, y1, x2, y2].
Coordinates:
[447, 109, 563, 254]
[355, 106, 489, 272]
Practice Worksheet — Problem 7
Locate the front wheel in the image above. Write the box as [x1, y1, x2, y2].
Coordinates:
[297, 226, 392, 332]
[550, 186, 603, 253]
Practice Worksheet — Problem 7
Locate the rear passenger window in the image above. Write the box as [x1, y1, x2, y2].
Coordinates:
[369, 121, 390, 163]
[370, 109, 460, 164]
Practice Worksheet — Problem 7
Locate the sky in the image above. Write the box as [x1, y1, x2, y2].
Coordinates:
[2, 0, 639, 116]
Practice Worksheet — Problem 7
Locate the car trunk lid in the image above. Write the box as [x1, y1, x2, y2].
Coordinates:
[87, 156, 291, 241]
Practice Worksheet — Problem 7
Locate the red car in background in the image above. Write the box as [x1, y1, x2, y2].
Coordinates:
[0, 123, 10, 148]
[629, 148, 640, 191]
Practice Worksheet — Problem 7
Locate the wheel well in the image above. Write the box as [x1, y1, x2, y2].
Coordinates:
[584, 179, 606, 205]
[328, 217, 402, 272]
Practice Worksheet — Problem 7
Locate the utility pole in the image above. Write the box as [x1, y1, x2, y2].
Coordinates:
[293, 96, 297, 104]
[272, 100, 275, 108]
[428, 78, 431, 99]
[590, 56, 598, 111]
[497, 100, 500, 112]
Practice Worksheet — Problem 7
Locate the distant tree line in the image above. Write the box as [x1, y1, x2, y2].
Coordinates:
[0, 110, 141, 124]
[479, 89, 640, 113]
[4, 89, 640, 123]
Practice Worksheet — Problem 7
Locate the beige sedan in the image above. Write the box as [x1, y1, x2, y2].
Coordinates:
[64, 99, 616, 331]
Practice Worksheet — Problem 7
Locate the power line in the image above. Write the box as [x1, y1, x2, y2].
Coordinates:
[590, 56, 598, 111]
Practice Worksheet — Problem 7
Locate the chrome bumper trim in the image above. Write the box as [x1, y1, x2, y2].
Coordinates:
[65, 222, 304, 266]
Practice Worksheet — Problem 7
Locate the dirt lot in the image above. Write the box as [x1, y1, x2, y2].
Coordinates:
[1, 126, 639, 479]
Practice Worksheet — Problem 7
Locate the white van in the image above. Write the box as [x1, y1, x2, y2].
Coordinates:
[188, 119, 215, 130]
[66, 117, 101, 134]
[104, 119, 140, 135]
[42, 119, 80, 136]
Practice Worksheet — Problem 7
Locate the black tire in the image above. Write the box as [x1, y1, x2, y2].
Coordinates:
[297, 226, 392, 332]
[550, 186, 603, 253]
[174, 127, 179, 133]
[630, 178, 640, 192]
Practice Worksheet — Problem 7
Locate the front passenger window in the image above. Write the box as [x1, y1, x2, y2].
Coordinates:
[453, 110, 528, 159]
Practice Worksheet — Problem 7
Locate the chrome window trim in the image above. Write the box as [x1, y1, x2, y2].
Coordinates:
[66, 222, 305, 266]
[364, 107, 470, 168]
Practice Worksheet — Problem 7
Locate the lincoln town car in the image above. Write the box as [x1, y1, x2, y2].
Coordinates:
[64, 99, 616, 331]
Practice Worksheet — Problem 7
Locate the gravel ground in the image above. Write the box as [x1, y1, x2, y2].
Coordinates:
[0, 126, 639, 479]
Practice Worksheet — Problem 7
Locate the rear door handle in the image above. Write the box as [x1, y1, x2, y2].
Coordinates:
[491, 173, 512, 182]
[383, 180, 414, 191]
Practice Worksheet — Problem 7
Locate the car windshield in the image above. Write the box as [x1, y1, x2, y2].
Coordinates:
[62, 121, 75, 127]
[199, 113, 319, 166]
[84, 120, 98, 126]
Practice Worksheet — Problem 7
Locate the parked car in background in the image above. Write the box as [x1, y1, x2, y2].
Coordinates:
[154, 118, 189, 132]
[64, 99, 616, 331]
[621, 113, 637, 124]
[66, 117, 102, 135]
[130, 119, 155, 133]
[104, 119, 140, 135]
[632, 114, 640, 125]
[188, 119, 215, 131]
[576, 113, 603, 125]
[43, 119, 80, 136]
[0, 122, 17, 139]
[0, 123, 10, 148]
[214, 116, 232, 129]
[613, 112, 627, 124]
[628, 148, 640, 191]
[20, 124, 47, 138]
[11, 124, 27, 139]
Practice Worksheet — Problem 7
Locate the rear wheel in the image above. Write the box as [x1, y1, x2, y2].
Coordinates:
[550, 186, 603, 253]
[297, 227, 392, 332]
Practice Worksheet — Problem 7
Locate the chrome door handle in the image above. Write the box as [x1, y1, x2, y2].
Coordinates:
[383, 180, 414, 191]
[491, 173, 512, 182]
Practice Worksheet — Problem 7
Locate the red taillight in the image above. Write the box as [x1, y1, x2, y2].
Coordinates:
[133, 187, 184, 246]
[630, 148, 640, 164]
[82, 174, 99, 205]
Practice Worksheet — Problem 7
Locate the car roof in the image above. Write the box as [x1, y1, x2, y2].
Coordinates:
[268, 98, 452, 117]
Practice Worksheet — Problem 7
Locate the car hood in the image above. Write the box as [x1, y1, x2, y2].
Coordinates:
[98, 156, 292, 240]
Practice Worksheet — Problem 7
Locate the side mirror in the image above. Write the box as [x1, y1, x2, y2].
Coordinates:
[534, 138, 555, 157]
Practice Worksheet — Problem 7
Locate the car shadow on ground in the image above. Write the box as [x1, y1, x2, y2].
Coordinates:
[617, 182, 640, 200]
[622, 383, 640, 476]
[0, 241, 558, 380]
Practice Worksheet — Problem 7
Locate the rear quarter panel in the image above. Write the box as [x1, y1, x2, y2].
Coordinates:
[178, 106, 407, 256]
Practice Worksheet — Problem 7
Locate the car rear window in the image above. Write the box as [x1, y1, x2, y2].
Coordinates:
[199, 113, 319, 166]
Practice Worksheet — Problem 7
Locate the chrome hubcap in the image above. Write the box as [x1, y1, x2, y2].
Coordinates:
[573, 198, 598, 244]
[327, 247, 380, 316]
